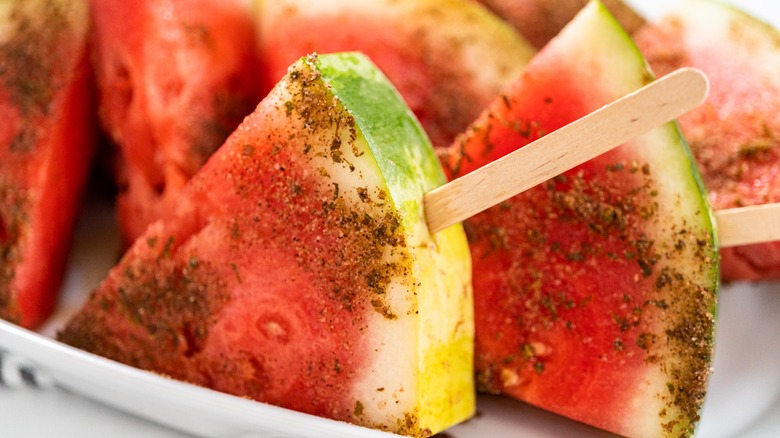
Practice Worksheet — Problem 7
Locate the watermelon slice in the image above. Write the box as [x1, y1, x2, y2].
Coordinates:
[440, 2, 718, 436]
[255, 0, 535, 148]
[476, 0, 645, 49]
[90, 0, 263, 246]
[634, 0, 780, 281]
[0, 0, 95, 328]
[58, 52, 474, 436]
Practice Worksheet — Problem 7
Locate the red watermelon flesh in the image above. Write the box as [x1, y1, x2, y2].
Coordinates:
[90, 0, 263, 247]
[0, 0, 95, 328]
[256, 0, 535, 148]
[634, 0, 780, 281]
[476, 0, 645, 49]
[59, 53, 475, 436]
[441, 2, 718, 437]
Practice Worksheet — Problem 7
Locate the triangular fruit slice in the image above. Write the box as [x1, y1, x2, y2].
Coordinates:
[90, 0, 263, 247]
[476, 0, 645, 49]
[441, 2, 718, 437]
[0, 0, 95, 328]
[635, 0, 780, 281]
[59, 52, 474, 436]
[256, 0, 535, 148]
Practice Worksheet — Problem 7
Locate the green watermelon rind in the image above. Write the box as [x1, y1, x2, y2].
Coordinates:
[314, 52, 447, 227]
[588, 0, 720, 303]
[256, 0, 536, 149]
[636, 0, 780, 283]
[311, 52, 475, 434]
[545, 0, 722, 295]
[561, 2, 722, 433]
[456, 1, 721, 436]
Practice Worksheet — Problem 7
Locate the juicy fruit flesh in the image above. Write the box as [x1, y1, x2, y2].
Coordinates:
[90, 0, 261, 246]
[470, 150, 715, 435]
[443, 2, 718, 437]
[0, 0, 94, 328]
[59, 53, 473, 436]
[257, 0, 534, 148]
[634, 0, 780, 280]
[635, 1, 780, 211]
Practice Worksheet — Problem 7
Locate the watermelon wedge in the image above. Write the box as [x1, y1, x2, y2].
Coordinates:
[58, 52, 474, 436]
[634, 0, 780, 282]
[440, 2, 719, 436]
[255, 0, 535, 148]
[90, 0, 263, 246]
[476, 0, 645, 49]
[0, 0, 95, 328]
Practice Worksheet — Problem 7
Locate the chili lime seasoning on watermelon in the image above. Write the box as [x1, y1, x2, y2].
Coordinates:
[89, 0, 263, 247]
[0, 0, 95, 328]
[256, 0, 535, 148]
[440, 2, 718, 436]
[635, 0, 780, 281]
[59, 52, 474, 436]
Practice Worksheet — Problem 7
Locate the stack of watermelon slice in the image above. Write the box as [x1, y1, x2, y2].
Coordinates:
[2, 0, 780, 437]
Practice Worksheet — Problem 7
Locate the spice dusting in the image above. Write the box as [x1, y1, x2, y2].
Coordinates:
[470, 155, 716, 436]
[237, 56, 412, 321]
[58, 55, 423, 423]
[1, 3, 67, 319]
[0, 178, 28, 323]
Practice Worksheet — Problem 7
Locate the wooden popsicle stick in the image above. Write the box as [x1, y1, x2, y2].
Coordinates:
[716, 203, 780, 247]
[424, 67, 710, 234]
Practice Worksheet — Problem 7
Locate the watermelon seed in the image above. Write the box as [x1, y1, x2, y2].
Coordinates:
[0, 217, 7, 243]
[501, 94, 511, 109]
[229, 262, 241, 284]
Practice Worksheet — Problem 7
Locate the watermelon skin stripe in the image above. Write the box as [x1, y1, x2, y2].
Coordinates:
[58, 52, 474, 437]
[442, 1, 718, 437]
[313, 53, 446, 227]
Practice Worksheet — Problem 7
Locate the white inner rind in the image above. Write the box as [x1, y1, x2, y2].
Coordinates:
[291, 60, 473, 432]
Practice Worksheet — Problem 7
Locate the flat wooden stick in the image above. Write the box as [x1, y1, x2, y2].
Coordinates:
[424, 67, 710, 234]
[716, 203, 780, 247]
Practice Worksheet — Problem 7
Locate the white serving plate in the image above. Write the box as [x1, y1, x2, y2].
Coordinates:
[2, 1, 780, 437]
